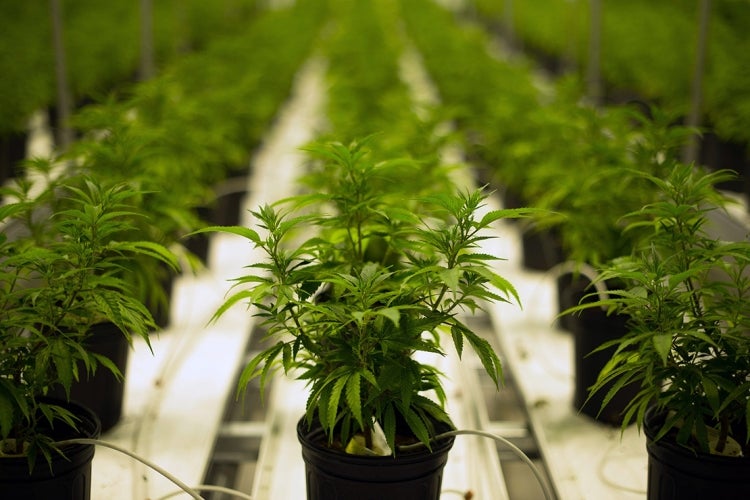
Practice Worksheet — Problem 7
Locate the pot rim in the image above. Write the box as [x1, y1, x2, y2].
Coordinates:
[643, 406, 749, 465]
[296, 416, 455, 462]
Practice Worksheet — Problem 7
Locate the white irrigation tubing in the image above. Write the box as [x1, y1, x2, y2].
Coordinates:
[57, 439, 204, 500]
[399, 429, 556, 500]
[59, 438, 259, 500]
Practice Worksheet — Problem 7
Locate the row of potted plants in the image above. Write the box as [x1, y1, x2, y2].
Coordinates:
[3, 0, 748, 499]
[1, 1, 328, 498]
[401, 0, 566, 271]
[468, 0, 750, 201]
[402, 1, 749, 498]
[319, 0, 449, 163]
[197, 1, 546, 497]
[403, 0, 679, 272]
[0, 0, 264, 188]
[0, 0, 261, 138]
[66, 0, 328, 315]
[187, 0, 749, 497]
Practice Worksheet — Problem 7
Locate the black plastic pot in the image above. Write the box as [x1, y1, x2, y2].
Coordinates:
[572, 309, 638, 426]
[0, 130, 27, 185]
[0, 399, 101, 500]
[556, 272, 588, 333]
[520, 224, 564, 272]
[562, 274, 638, 426]
[51, 322, 130, 432]
[183, 205, 213, 264]
[211, 176, 249, 227]
[74, 323, 130, 432]
[297, 418, 455, 500]
[644, 407, 750, 500]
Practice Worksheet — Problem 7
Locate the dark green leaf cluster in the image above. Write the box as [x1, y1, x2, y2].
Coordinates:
[473, 0, 750, 145]
[207, 139, 532, 454]
[567, 162, 750, 456]
[0, 167, 177, 469]
[525, 103, 691, 268]
[0, 0, 263, 135]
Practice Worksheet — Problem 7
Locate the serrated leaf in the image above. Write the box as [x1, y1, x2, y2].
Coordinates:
[450, 324, 464, 358]
[236, 343, 283, 403]
[360, 369, 378, 388]
[51, 341, 74, 396]
[701, 378, 720, 414]
[189, 225, 261, 245]
[93, 353, 124, 381]
[209, 289, 254, 324]
[117, 240, 179, 271]
[315, 383, 331, 433]
[413, 394, 452, 427]
[345, 373, 362, 428]
[383, 404, 396, 453]
[456, 252, 500, 264]
[375, 307, 400, 327]
[439, 268, 461, 294]
[462, 327, 503, 388]
[473, 267, 521, 305]
[327, 376, 347, 432]
[652, 333, 673, 365]
[480, 207, 540, 226]
[400, 405, 430, 449]
[281, 343, 292, 373]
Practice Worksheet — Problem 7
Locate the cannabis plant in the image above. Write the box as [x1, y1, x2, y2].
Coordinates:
[69, 97, 207, 321]
[567, 161, 750, 457]
[204, 140, 532, 455]
[0, 166, 177, 469]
